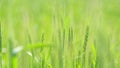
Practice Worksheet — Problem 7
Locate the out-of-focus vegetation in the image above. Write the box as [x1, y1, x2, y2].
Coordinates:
[1, 0, 120, 68]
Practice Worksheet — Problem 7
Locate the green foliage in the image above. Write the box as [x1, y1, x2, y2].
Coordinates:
[1, 0, 120, 68]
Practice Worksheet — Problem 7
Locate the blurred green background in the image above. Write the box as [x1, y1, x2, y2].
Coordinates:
[1, 0, 120, 68]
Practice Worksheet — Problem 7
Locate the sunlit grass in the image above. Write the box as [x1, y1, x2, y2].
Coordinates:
[1, 0, 120, 68]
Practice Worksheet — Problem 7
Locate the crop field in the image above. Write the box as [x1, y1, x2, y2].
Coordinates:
[1, 0, 120, 68]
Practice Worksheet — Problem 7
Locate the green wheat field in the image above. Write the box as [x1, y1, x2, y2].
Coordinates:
[1, 0, 120, 68]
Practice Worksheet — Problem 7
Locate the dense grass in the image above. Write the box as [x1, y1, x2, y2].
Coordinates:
[1, 0, 120, 68]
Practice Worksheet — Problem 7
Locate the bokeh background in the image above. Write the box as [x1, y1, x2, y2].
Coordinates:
[1, 0, 120, 68]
